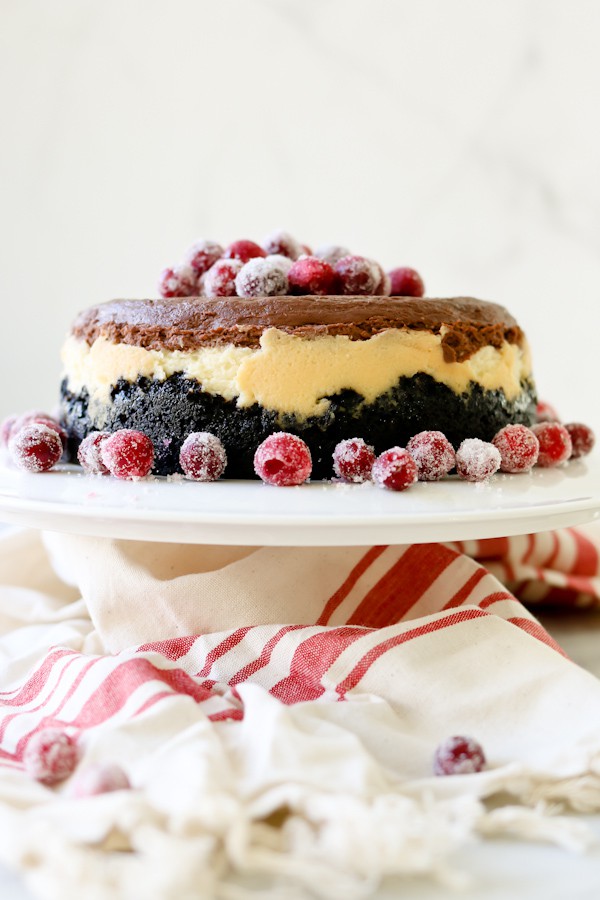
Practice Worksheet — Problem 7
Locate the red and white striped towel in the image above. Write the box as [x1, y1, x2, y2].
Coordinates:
[0, 525, 600, 899]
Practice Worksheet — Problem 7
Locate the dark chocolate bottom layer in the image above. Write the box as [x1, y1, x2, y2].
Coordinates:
[60, 374, 537, 479]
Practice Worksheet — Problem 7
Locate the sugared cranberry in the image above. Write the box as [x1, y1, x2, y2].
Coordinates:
[314, 245, 350, 265]
[184, 240, 223, 275]
[455, 439, 501, 482]
[388, 266, 425, 297]
[288, 257, 339, 295]
[532, 422, 572, 467]
[564, 423, 595, 459]
[203, 259, 243, 298]
[334, 255, 379, 295]
[492, 424, 539, 473]
[223, 240, 266, 264]
[7, 410, 54, 444]
[266, 253, 293, 274]
[254, 433, 312, 486]
[371, 261, 391, 296]
[23, 416, 67, 450]
[1, 414, 18, 447]
[69, 762, 130, 798]
[332, 438, 376, 483]
[158, 264, 198, 298]
[406, 431, 455, 481]
[10, 424, 63, 473]
[101, 430, 154, 480]
[372, 447, 418, 492]
[433, 735, 486, 776]
[261, 230, 302, 261]
[179, 432, 227, 481]
[77, 432, 111, 475]
[536, 400, 560, 423]
[23, 728, 79, 785]
[235, 258, 288, 298]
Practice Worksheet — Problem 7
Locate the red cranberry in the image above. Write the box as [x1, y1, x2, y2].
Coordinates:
[101, 430, 154, 480]
[6, 410, 54, 444]
[492, 424, 539, 473]
[179, 432, 227, 481]
[158, 265, 198, 298]
[223, 240, 266, 264]
[334, 255, 379, 295]
[433, 735, 486, 776]
[235, 258, 289, 298]
[1, 414, 18, 447]
[406, 431, 455, 481]
[203, 259, 243, 298]
[455, 439, 501, 482]
[69, 762, 130, 798]
[388, 267, 425, 297]
[314, 245, 351, 265]
[372, 447, 418, 492]
[23, 728, 79, 785]
[532, 422, 572, 467]
[77, 432, 111, 475]
[23, 415, 67, 449]
[254, 433, 312, 486]
[261, 230, 302, 260]
[288, 257, 340, 295]
[184, 240, 223, 275]
[536, 400, 560, 423]
[332, 438, 376, 483]
[564, 423, 595, 459]
[10, 424, 63, 473]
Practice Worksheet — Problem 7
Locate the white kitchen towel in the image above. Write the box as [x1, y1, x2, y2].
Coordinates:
[0, 526, 599, 899]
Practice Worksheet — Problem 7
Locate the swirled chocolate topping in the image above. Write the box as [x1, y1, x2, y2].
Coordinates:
[71, 296, 524, 363]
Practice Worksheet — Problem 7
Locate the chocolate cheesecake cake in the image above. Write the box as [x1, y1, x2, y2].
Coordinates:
[59, 295, 536, 479]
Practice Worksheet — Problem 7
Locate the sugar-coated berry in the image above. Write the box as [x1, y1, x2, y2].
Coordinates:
[184, 240, 223, 275]
[10, 424, 63, 473]
[203, 259, 243, 298]
[158, 265, 198, 298]
[536, 400, 560, 423]
[332, 438, 376, 483]
[23, 728, 79, 785]
[372, 447, 418, 492]
[254, 432, 312, 486]
[334, 255, 379, 295]
[23, 416, 67, 449]
[406, 431, 455, 481]
[223, 240, 266, 264]
[1, 414, 18, 447]
[7, 410, 54, 443]
[455, 439, 501, 482]
[266, 253, 293, 274]
[564, 423, 595, 459]
[179, 432, 227, 481]
[433, 735, 486, 776]
[371, 261, 391, 296]
[235, 258, 288, 298]
[77, 432, 111, 475]
[69, 762, 131, 798]
[288, 257, 340, 295]
[492, 424, 539, 473]
[532, 422, 572, 467]
[261, 230, 302, 261]
[388, 267, 425, 297]
[101, 430, 154, 480]
[314, 245, 351, 265]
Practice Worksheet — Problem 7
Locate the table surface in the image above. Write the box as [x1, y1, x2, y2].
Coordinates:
[2, 580, 600, 897]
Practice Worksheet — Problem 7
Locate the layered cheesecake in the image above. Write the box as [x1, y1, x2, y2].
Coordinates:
[59, 295, 536, 478]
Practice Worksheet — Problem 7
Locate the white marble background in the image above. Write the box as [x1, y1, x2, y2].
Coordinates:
[0, 0, 599, 424]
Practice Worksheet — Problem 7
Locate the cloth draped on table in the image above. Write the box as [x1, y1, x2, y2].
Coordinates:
[0, 525, 600, 899]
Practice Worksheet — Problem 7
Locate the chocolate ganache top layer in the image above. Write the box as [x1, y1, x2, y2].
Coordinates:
[71, 296, 524, 364]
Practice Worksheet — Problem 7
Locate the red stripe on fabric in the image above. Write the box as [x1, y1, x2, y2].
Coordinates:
[0, 648, 74, 702]
[522, 533, 537, 565]
[270, 627, 368, 703]
[336, 608, 487, 696]
[570, 528, 600, 576]
[136, 636, 199, 661]
[317, 546, 388, 626]
[542, 532, 561, 570]
[208, 708, 244, 722]
[442, 567, 488, 610]
[196, 627, 254, 678]
[479, 591, 515, 610]
[508, 617, 567, 656]
[471, 537, 510, 560]
[347, 544, 460, 627]
[228, 625, 307, 686]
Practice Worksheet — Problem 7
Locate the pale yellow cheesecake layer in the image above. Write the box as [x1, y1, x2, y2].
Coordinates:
[62, 327, 533, 420]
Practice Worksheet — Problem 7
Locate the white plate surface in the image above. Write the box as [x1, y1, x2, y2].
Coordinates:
[0, 455, 599, 545]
